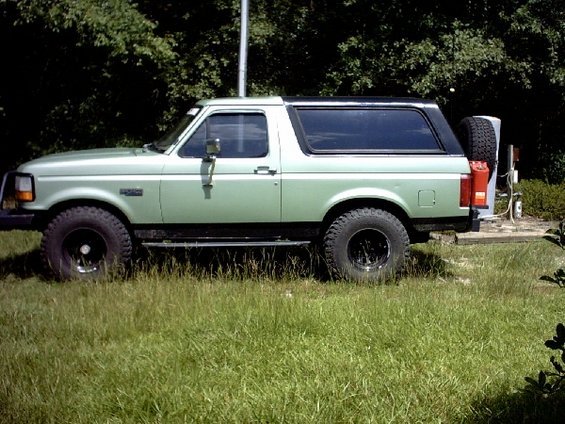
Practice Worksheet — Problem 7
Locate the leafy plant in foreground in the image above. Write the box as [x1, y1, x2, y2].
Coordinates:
[543, 220, 565, 250]
[540, 268, 565, 288]
[526, 222, 565, 397]
[540, 220, 565, 287]
[525, 323, 565, 396]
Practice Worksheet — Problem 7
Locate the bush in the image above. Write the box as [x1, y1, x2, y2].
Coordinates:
[526, 223, 565, 400]
[525, 323, 565, 396]
[540, 220, 564, 287]
[516, 179, 565, 221]
[532, 150, 565, 185]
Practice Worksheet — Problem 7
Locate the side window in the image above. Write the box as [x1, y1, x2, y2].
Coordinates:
[179, 113, 268, 158]
[296, 108, 441, 152]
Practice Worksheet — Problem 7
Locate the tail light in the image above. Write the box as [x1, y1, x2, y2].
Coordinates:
[460, 174, 472, 207]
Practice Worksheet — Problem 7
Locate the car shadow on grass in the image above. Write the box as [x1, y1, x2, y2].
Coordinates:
[0, 245, 455, 283]
[0, 248, 45, 280]
[463, 389, 565, 423]
[135, 245, 332, 281]
[401, 246, 453, 280]
[137, 244, 452, 283]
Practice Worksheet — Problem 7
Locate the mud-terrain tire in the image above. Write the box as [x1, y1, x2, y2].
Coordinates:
[458, 117, 497, 179]
[324, 208, 410, 282]
[40, 206, 132, 281]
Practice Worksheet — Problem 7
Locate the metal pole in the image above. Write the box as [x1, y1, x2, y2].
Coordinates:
[238, 0, 249, 97]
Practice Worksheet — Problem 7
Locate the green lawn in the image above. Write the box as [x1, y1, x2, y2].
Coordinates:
[1, 231, 564, 423]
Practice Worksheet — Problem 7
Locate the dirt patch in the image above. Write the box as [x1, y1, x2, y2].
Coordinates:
[479, 215, 557, 234]
[431, 215, 559, 245]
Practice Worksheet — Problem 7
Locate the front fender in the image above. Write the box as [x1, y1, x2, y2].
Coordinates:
[25, 178, 162, 224]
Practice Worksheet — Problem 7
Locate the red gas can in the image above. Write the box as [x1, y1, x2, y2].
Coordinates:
[470, 161, 489, 208]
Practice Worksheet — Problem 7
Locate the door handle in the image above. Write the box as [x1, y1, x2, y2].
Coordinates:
[254, 166, 277, 175]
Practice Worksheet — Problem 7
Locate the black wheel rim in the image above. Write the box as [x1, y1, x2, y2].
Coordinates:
[347, 229, 391, 271]
[62, 228, 107, 274]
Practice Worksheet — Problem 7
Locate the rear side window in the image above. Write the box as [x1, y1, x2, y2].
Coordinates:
[296, 108, 442, 153]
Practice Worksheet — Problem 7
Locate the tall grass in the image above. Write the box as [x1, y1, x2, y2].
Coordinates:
[1, 231, 564, 423]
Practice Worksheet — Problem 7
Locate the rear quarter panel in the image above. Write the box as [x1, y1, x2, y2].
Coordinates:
[276, 110, 471, 222]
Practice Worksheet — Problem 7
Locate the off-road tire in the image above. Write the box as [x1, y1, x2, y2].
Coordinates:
[40, 206, 132, 281]
[324, 208, 410, 282]
[458, 117, 497, 179]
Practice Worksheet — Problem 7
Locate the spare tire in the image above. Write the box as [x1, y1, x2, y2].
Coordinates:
[457, 117, 498, 180]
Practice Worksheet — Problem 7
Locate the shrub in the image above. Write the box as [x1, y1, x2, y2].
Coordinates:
[532, 150, 565, 185]
[540, 220, 564, 286]
[526, 222, 565, 399]
[515, 179, 565, 221]
[525, 323, 565, 396]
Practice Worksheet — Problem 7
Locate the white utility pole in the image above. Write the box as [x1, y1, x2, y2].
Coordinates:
[238, 0, 249, 97]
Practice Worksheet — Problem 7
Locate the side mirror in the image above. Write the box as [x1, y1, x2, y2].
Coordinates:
[204, 138, 221, 161]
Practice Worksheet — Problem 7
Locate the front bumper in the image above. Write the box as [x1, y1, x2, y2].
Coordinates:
[0, 209, 35, 230]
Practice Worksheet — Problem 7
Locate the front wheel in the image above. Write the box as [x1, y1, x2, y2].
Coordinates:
[40, 206, 132, 281]
[324, 208, 410, 282]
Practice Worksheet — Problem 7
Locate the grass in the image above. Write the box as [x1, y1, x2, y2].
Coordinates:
[1, 231, 564, 423]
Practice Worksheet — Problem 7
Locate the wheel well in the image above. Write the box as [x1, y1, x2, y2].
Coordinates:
[321, 199, 419, 242]
[40, 200, 132, 232]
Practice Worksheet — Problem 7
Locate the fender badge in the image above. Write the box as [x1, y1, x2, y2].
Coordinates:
[120, 188, 143, 196]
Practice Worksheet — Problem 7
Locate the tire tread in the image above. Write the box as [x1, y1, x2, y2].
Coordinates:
[323, 208, 409, 282]
[40, 206, 132, 280]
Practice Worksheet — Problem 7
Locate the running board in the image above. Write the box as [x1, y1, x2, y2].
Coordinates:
[142, 240, 311, 248]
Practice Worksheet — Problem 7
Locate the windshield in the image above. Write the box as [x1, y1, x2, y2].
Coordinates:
[151, 107, 202, 151]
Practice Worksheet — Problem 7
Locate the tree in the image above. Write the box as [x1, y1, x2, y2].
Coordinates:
[1, 0, 176, 171]
[1, 0, 563, 181]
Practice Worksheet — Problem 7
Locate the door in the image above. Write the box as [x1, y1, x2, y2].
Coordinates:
[160, 109, 281, 224]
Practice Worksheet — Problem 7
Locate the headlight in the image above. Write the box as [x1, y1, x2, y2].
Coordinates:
[15, 175, 35, 202]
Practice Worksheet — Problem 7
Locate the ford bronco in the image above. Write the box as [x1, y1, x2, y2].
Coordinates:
[0, 96, 497, 281]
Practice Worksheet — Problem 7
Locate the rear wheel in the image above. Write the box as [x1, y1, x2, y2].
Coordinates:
[324, 208, 410, 282]
[40, 206, 132, 281]
[458, 117, 498, 179]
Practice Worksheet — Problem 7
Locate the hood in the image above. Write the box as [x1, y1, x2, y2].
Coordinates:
[18, 147, 165, 176]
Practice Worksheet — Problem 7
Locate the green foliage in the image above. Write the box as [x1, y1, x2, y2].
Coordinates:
[1, 0, 564, 181]
[15, 0, 176, 63]
[540, 220, 564, 287]
[525, 323, 565, 396]
[528, 220, 565, 407]
[396, 24, 518, 103]
[506, 0, 565, 88]
[516, 180, 565, 221]
[1, 0, 177, 169]
[544, 220, 565, 250]
[532, 150, 565, 185]
[540, 269, 565, 288]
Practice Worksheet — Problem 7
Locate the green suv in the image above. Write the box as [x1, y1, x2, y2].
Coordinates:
[0, 96, 497, 281]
